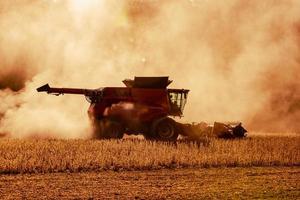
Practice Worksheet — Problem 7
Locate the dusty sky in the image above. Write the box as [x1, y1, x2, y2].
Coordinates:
[0, 0, 299, 138]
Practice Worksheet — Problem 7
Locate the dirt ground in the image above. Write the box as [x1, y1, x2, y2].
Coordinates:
[0, 167, 299, 199]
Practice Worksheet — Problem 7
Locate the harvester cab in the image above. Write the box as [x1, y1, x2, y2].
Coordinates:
[168, 89, 189, 116]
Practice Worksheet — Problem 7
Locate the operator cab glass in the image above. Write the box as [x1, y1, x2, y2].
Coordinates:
[168, 89, 189, 116]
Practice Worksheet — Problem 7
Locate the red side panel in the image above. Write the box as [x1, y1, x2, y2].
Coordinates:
[131, 88, 169, 108]
[89, 87, 170, 123]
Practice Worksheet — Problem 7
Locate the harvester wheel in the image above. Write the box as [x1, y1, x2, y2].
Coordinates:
[93, 119, 124, 139]
[151, 118, 178, 141]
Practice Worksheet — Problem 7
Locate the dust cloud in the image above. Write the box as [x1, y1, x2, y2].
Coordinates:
[0, 0, 299, 138]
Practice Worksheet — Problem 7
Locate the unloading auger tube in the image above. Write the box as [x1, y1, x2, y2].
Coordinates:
[37, 84, 103, 103]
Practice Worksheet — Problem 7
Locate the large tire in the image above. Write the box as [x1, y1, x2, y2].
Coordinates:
[93, 119, 124, 139]
[150, 118, 178, 141]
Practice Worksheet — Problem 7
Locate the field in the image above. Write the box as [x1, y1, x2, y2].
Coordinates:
[0, 136, 299, 173]
[0, 136, 299, 199]
[0, 167, 299, 199]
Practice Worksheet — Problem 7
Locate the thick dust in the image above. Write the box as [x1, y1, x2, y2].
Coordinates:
[0, 0, 299, 138]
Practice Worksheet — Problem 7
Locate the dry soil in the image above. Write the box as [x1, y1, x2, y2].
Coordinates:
[0, 167, 299, 199]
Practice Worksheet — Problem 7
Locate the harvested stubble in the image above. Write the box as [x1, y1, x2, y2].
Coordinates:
[0, 137, 299, 174]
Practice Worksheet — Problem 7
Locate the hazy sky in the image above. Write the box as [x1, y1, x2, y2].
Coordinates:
[0, 0, 299, 138]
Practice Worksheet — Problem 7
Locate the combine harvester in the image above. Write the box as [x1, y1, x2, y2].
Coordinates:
[37, 77, 246, 141]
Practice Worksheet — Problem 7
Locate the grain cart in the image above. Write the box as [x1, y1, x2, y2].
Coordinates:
[37, 77, 246, 141]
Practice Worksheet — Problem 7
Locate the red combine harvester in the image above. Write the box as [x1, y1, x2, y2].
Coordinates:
[37, 77, 246, 141]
